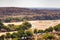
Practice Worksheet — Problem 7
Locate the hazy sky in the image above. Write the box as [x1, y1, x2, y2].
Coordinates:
[0, 0, 60, 8]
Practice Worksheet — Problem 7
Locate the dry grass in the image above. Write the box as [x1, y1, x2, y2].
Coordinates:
[3, 20, 60, 30]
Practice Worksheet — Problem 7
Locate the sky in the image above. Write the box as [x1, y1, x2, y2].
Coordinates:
[0, 0, 60, 8]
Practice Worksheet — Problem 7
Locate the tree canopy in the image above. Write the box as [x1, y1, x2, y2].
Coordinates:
[54, 24, 60, 31]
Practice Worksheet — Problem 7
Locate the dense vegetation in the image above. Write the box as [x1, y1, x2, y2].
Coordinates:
[33, 24, 60, 40]
[0, 21, 32, 32]
[0, 21, 33, 40]
[0, 21, 60, 40]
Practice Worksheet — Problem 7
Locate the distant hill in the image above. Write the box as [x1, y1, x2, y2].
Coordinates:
[0, 7, 60, 20]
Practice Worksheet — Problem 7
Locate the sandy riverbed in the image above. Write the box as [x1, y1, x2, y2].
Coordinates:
[3, 20, 60, 30]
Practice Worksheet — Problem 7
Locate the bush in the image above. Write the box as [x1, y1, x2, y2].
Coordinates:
[54, 24, 60, 31]
[42, 33, 55, 40]
[18, 21, 32, 30]
[44, 27, 53, 32]
[38, 30, 44, 33]
[26, 30, 33, 37]
[6, 33, 11, 38]
[34, 29, 38, 34]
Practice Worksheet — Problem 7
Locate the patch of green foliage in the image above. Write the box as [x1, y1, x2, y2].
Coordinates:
[54, 24, 60, 31]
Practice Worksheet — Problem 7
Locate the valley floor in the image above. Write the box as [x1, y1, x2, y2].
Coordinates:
[3, 20, 60, 30]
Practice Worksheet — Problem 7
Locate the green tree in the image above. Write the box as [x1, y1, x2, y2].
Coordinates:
[38, 30, 44, 33]
[0, 22, 4, 30]
[42, 33, 55, 40]
[0, 35, 5, 40]
[8, 24, 16, 31]
[25, 30, 33, 40]
[22, 21, 32, 29]
[54, 24, 60, 31]
[4, 18, 11, 22]
[0, 22, 9, 31]
[34, 29, 38, 34]
[18, 21, 32, 30]
[17, 29, 24, 38]
[6, 33, 11, 40]
[8, 24, 14, 27]
[26, 30, 33, 37]
[11, 32, 18, 39]
[44, 27, 53, 32]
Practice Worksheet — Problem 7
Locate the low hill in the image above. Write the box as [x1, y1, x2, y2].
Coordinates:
[0, 7, 60, 20]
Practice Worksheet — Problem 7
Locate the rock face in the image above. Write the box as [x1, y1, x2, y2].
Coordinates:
[0, 7, 60, 20]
